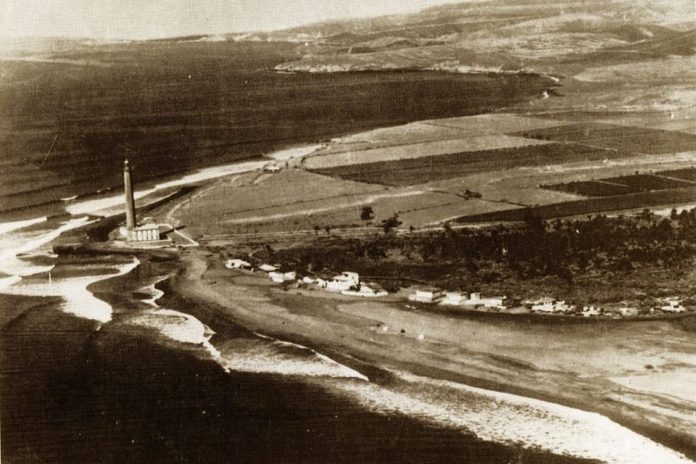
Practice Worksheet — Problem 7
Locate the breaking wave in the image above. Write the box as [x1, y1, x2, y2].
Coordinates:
[1, 257, 139, 323]
[216, 337, 368, 381]
[124, 280, 693, 463]
[0, 216, 93, 277]
[127, 277, 222, 359]
[0, 216, 48, 236]
[321, 370, 693, 464]
[126, 308, 222, 360]
[128, 279, 365, 380]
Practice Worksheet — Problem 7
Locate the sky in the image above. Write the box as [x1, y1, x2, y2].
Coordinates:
[2, 0, 457, 40]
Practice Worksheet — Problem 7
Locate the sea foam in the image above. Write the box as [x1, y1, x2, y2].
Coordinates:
[127, 308, 221, 358]
[0, 257, 139, 323]
[325, 369, 694, 464]
[66, 159, 270, 216]
[128, 278, 221, 359]
[0, 216, 93, 277]
[0, 216, 48, 236]
[217, 336, 368, 381]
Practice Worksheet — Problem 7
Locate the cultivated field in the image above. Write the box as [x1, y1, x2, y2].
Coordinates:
[173, 170, 382, 234]
[171, 111, 696, 239]
[543, 180, 635, 197]
[455, 187, 696, 223]
[660, 167, 696, 182]
[311, 143, 612, 186]
[516, 123, 696, 155]
[330, 113, 576, 147]
[303, 135, 549, 170]
[425, 113, 575, 134]
[544, 170, 696, 197]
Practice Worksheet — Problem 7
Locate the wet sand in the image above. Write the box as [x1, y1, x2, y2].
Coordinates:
[1, 253, 589, 464]
[169, 248, 696, 462]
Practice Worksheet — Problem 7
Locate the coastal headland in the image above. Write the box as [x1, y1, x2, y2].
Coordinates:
[2, 2, 695, 462]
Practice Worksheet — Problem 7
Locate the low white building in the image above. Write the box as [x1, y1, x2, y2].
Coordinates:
[409, 288, 445, 303]
[269, 271, 296, 283]
[263, 162, 281, 172]
[523, 297, 553, 308]
[128, 223, 160, 242]
[581, 305, 602, 317]
[532, 301, 555, 312]
[527, 298, 573, 313]
[342, 284, 388, 298]
[225, 259, 251, 270]
[659, 298, 686, 313]
[258, 264, 278, 273]
[464, 292, 506, 309]
[442, 292, 465, 306]
[552, 301, 575, 313]
[326, 272, 360, 292]
[619, 307, 640, 317]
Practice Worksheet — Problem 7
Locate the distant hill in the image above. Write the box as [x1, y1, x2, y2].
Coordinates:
[258, 0, 695, 75]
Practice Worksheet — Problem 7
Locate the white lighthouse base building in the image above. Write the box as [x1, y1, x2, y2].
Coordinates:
[118, 220, 162, 243]
[129, 223, 160, 242]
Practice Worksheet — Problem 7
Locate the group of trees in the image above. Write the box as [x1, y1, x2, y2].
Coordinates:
[413, 209, 696, 282]
[360, 206, 402, 233]
[278, 207, 696, 298]
[311, 206, 403, 236]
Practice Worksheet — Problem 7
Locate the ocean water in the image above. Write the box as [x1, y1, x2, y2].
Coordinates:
[0, 265, 584, 464]
[128, 271, 692, 464]
[1, 191, 695, 463]
[1, 153, 695, 462]
[0, 40, 553, 218]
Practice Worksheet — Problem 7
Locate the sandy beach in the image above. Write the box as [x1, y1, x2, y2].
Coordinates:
[3, 245, 599, 464]
[167, 248, 696, 462]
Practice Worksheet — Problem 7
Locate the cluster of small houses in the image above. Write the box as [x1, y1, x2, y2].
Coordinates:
[408, 289, 507, 309]
[410, 290, 688, 317]
[225, 259, 690, 317]
[519, 297, 689, 317]
[225, 259, 387, 297]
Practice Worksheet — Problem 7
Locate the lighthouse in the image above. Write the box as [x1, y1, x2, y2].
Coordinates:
[121, 159, 161, 243]
[123, 159, 136, 229]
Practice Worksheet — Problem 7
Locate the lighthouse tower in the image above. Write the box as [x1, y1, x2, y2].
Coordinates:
[123, 159, 136, 229]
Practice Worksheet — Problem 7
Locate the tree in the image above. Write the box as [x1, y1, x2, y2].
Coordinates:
[360, 206, 375, 221]
[382, 214, 402, 234]
[523, 209, 545, 235]
[324, 225, 331, 235]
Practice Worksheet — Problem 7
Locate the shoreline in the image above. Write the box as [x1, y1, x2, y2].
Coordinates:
[3, 198, 691, 462]
[4, 107, 696, 461]
[160, 247, 696, 461]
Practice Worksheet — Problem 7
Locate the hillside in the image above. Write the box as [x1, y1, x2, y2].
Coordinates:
[262, 0, 694, 76]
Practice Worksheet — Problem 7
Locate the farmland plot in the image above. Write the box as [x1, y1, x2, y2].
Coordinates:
[312, 143, 612, 186]
[303, 135, 549, 170]
[516, 123, 696, 155]
[603, 174, 695, 191]
[544, 173, 696, 197]
[425, 113, 575, 134]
